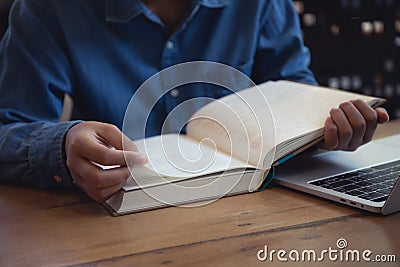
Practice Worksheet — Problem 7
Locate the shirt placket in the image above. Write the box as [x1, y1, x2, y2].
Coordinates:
[160, 5, 201, 133]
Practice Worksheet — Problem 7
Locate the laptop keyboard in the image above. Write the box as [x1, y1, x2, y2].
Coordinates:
[309, 160, 400, 202]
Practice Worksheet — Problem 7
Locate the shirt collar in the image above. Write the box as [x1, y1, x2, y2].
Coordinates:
[105, 0, 230, 22]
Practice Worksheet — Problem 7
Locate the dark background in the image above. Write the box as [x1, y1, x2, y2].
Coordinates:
[0, 0, 399, 117]
[295, 0, 400, 118]
[0, 0, 13, 37]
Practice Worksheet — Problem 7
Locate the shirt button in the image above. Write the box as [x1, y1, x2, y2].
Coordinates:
[170, 89, 180, 98]
[166, 41, 174, 50]
[54, 175, 63, 183]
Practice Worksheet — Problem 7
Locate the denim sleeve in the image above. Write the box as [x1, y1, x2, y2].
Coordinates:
[0, 121, 80, 188]
[0, 0, 78, 188]
[253, 0, 317, 85]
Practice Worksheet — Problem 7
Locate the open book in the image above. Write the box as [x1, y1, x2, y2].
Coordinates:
[104, 80, 385, 215]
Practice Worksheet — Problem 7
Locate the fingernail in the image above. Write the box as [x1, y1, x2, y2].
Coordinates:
[134, 155, 148, 165]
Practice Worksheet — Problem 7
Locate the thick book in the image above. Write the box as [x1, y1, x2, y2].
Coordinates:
[104, 80, 385, 216]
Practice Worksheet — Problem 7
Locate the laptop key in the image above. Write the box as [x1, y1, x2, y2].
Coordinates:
[376, 188, 392, 195]
[336, 173, 357, 179]
[383, 179, 397, 187]
[329, 180, 354, 188]
[370, 196, 389, 202]
[347, 176, 365, 183]
[355, 181, 374, 187]
[346, 189, 365, 196]
[310, 180, 329, 186]
[376, 169, 396, 176]
[370, 183, 394, 190]
[333, 187, 348, 193]
[358, 192, 386, 200]
[366, 176, 391, 183]
[335, 184, 361, 192]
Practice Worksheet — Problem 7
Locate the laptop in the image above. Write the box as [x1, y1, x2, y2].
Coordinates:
[273, 134, 400, 215]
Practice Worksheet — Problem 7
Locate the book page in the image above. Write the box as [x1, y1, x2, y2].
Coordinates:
[186, 80, 385, 168]
[125, 134, 256, 189]
[186, 86, 277, 168]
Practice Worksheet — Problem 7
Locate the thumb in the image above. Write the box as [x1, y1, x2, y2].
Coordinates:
[376, 107, 389, 124]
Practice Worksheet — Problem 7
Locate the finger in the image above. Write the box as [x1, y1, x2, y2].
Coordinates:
[339, 101, 366, 150]
[122, 133, 141, 152]
[95, 166, 131, 189]
[321, 117, 338, 150]
[70, 174, 85, 190]
[72, 133, 145, 166]
[351, 100, 378, 143]
[77, 160, 130, 189]
[92, 124, 125, 149]
[96, 180, 127, 202]
[74, 175, 126, 202]
[376, 107, 389, 124]
[69, 174, 99, 200]
[93, 124, 148, 165]
[329, 107, 353, 150]
[82, 141, 126, 166]
[96, 123, 140, 152]
[67, 154, 130, 187]
[117, 129, 149, 164]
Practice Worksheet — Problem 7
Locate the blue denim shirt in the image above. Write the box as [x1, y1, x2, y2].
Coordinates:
[0, 0, 316, 188]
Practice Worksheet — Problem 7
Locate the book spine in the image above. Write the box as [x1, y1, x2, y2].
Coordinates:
[257, 167, 275, 191]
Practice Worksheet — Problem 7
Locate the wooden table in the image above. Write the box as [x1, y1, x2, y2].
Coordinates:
[1, 122, 400, 267]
